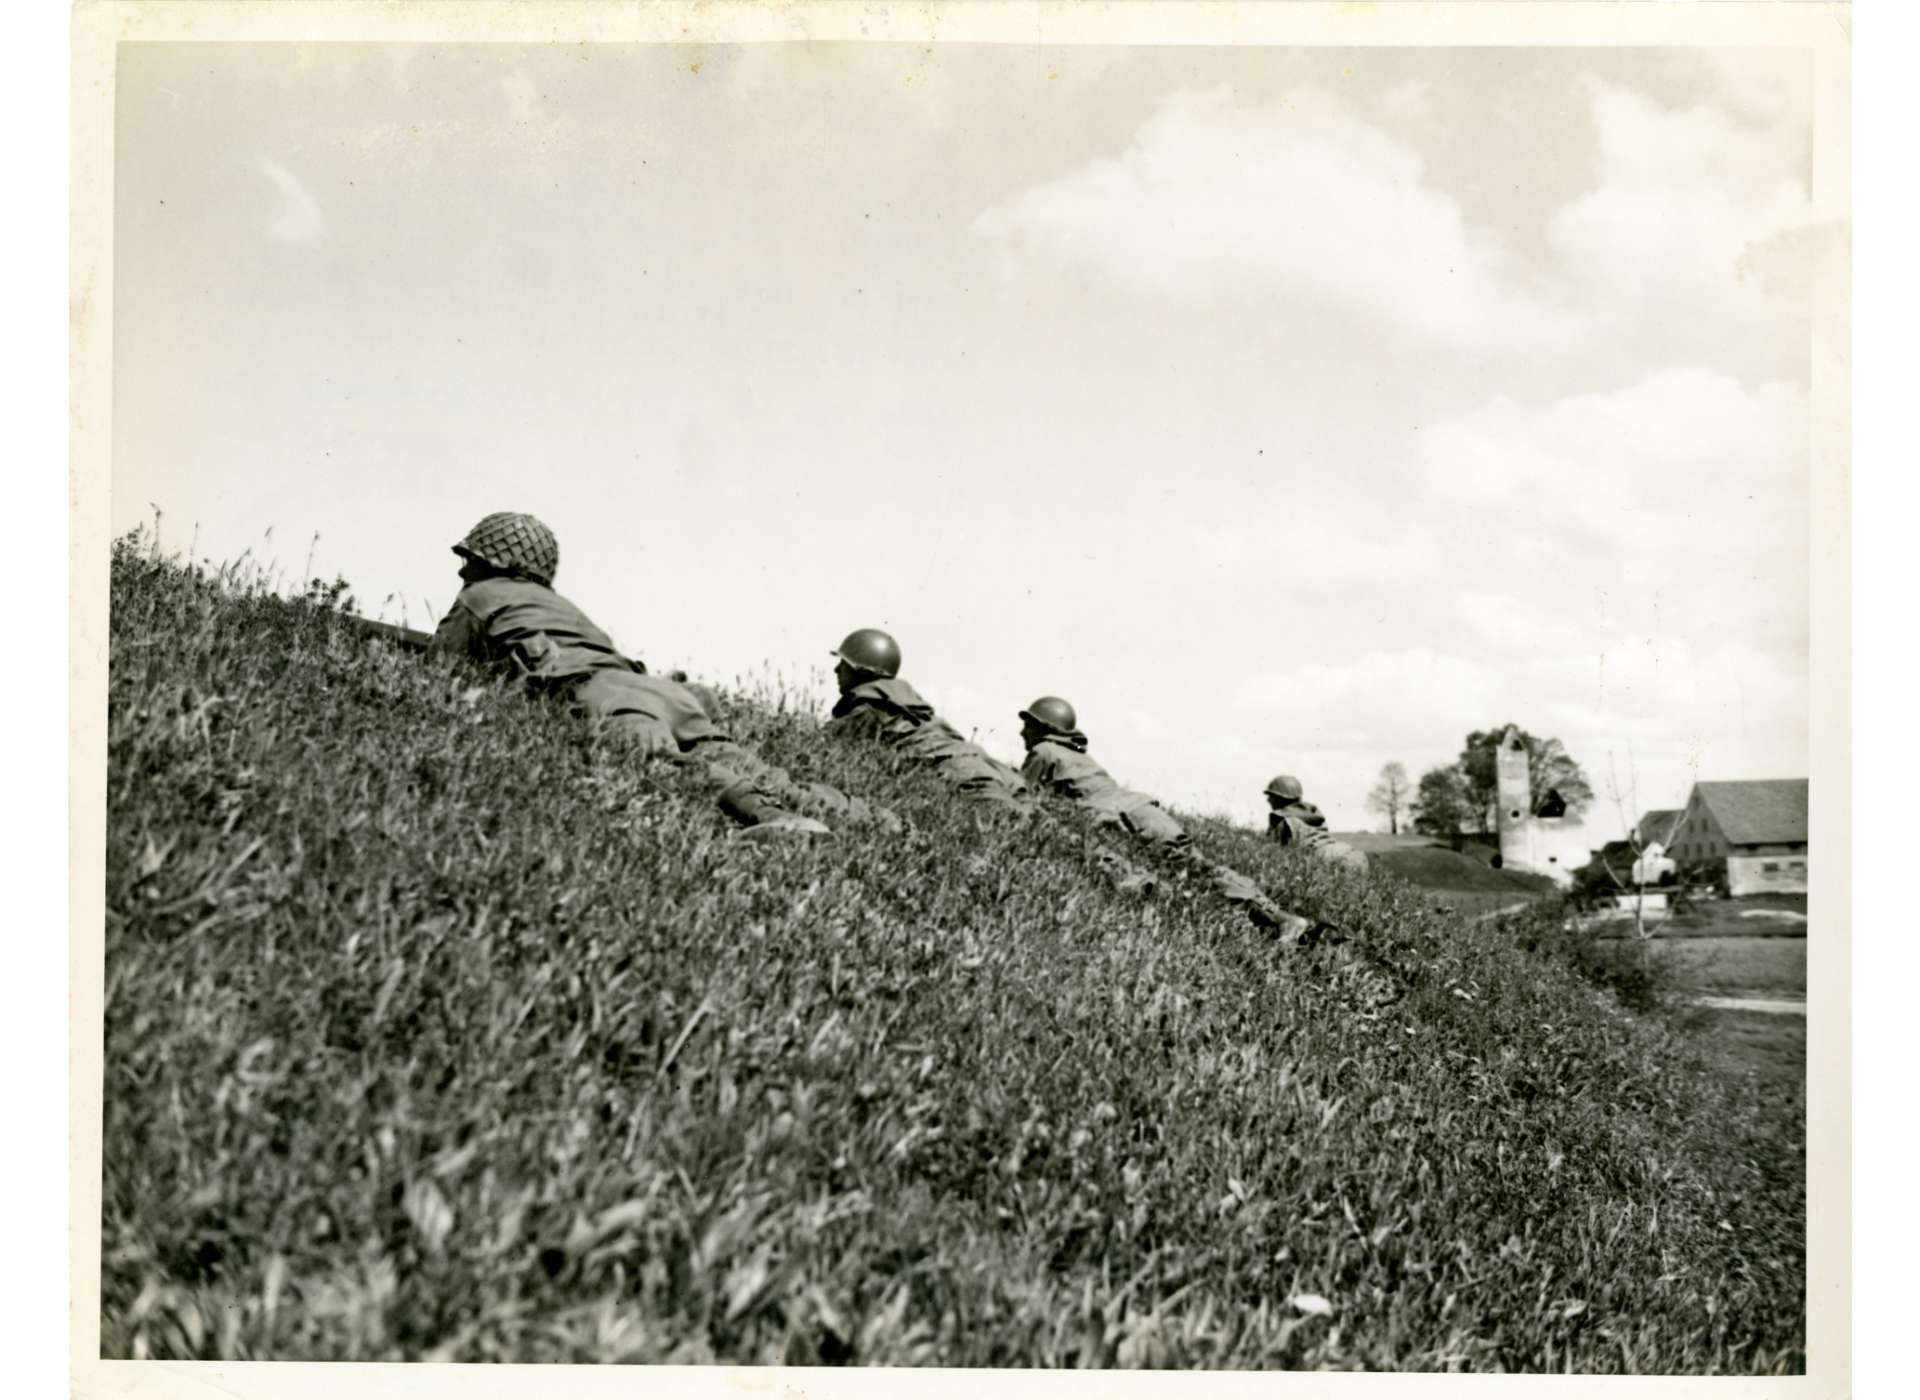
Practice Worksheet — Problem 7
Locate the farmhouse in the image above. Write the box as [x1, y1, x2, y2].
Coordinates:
[1629, 808, 1682, 885]
[1635, 808, 1684, 852]
[1671, 779, 1809, 896]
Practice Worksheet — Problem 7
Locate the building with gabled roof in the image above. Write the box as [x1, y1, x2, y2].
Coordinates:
[1670, 779, 1809, 896]
[1635, 808, 1684, 850]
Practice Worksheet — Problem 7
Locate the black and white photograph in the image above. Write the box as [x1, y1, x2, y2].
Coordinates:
[69, 1, 1851, 1389]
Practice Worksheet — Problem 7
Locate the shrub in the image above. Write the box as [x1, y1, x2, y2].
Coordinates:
[1507, 904, 1679, 1014]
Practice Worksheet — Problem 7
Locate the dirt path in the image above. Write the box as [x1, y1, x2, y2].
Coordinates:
[1693, 995, 1807, 1016]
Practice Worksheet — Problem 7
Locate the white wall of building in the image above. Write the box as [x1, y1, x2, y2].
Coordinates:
[1727, 852, 1809, 897]
[1509, 818, 1593, 887]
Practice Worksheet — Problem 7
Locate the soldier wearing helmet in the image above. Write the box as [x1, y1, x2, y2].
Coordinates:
[1264, 774, 1369, 874]
[1018, 695, 1320, 938]
[825, 628, 1031, 811]
[1017, 696, 1186, 847]
[431, 512, 882, 837]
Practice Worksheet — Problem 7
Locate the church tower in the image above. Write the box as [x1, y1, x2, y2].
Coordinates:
[1495, 724, 1532, 870]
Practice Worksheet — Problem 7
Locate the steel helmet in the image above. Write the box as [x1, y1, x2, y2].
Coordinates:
[831, 628, 902, 679]
[1019, 696, 1078, 734]
[1264, 774, 1305, 802]
[453, 512, 559, 586]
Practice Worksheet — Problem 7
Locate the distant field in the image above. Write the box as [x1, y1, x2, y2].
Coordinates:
[1420, 888, 1548, 919]
[1654, 906, 1809, 940]
[1367, 845, 1559, 908]
[1334, 833, 1454, 856]
[1686, 1009, 1806, 1087]
[1653, 938, 1807, 999]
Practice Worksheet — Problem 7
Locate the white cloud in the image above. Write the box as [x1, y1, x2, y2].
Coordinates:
[258, 159, 323, 244]
[1418, 369, 1811, 733]
[1418, 368, 1808, 584]
[974, 76, 1820, 378]
[973, 87, 1585, 354]
[1202, 364, 1812, 829]
[1233, 648, 1501, 752]
[1549, 81, 1815, 360]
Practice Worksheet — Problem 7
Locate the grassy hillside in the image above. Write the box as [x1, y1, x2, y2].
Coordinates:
[1363, 846, 1560, 901]
[100, 541, 1803, 1370]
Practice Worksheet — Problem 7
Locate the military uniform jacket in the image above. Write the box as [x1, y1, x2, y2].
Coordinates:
[431, 576, 639, 688]
[827, 678, 961, 754]
[828, 678, 1028, 789]
[1021, 733, 1154, 816]
[1269, 801, 1335, 848]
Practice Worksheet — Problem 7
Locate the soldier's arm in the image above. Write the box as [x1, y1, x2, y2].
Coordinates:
[1020, 748, 1063, 793]
[824, 701, 891, 743]
[429, 598, 486, 661]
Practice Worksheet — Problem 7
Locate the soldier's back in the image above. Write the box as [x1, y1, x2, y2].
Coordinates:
[452, 576, 632, 684]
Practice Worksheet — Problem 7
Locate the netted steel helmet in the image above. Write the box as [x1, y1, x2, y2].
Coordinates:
[453, 512, 559, 585]
[1264, 774, 1305, 803]
[1019, 696, 1078, 734]
[831, 628, 901, 679]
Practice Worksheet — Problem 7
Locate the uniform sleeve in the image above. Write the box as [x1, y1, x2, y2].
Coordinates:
[1021, 748, 1062, 791]
[429, 598, 486, 661]
[824, 703, 890, 744]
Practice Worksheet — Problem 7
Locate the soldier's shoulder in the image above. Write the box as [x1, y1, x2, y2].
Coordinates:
[456, 575, 555, 612]
[848, 677, 931, 714]
[872, 676, 929, 706]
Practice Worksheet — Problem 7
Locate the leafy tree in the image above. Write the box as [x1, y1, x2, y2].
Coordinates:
[1410, 765, 1472, 838]
[1366, 761, 1411, 834]
[1458, 725, 1594, 830]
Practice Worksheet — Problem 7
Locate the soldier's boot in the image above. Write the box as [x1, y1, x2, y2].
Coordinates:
[959, 785, 1036, 820]
[716, 778, 833, 839]
[799, 781, 905, 836]
[1191, 855, 1273, 911]
[678, 743, 831, 838]
[1092, 847, 1158, 896]
[1245, 897, 1313, 943]
[1293, 918, 1350, 949]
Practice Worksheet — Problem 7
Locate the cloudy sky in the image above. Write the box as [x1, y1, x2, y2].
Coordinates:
[112, 42, 1820, 833]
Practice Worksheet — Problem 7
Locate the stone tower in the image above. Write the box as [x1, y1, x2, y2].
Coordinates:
[1495, 724, 1532, 870]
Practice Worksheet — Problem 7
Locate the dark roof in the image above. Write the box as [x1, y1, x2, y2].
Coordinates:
[1692, 780, 1809, 846]
[1580, 839, 1639, 878]
[1636, 808, 1683, 846]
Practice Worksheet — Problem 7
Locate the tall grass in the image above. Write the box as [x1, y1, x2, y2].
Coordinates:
[101, 538, 1803, 1370]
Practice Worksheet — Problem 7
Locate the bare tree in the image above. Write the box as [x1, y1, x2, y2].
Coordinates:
[1366, 761, 1411, 835]
[1593, 747, 1674, 945]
